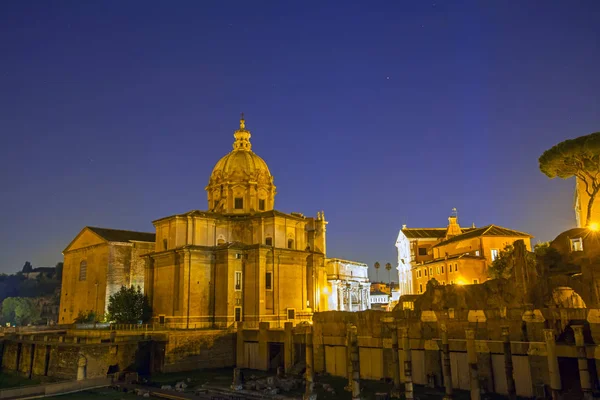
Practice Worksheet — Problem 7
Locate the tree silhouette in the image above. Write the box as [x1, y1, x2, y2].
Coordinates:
[374, 261, 380, 282]
[539, 132, 600, 226]
[22, 262, 33, 273]
[385, 262, 392, 285]
[107, 286, 151, 324]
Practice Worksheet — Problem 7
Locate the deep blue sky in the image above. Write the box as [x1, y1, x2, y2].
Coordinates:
[1, 1, 599, 278]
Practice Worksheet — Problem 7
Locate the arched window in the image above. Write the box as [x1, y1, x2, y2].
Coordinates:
[287, 239, 294, 249]
[79, 261, 87, 281]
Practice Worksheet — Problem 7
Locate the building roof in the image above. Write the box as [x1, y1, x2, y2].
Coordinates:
[432, 225, 532, 248]
[153, 209, 309, 224]
[417, 253, 485, 267]
[87, 227, 155, 243]
[402, 227, 475, 239]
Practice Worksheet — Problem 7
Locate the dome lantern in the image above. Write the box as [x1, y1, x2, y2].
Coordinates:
[205, 115, 276, 214]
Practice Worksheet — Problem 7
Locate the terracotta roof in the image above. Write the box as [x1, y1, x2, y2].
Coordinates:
[432, 225, 532, 248]
[402, 227, 475, 239]
[417, 253, 485, 267]
[87, 227, 155, 243]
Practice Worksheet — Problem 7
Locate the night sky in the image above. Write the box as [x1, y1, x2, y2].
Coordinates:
[1, 2, 599, 278]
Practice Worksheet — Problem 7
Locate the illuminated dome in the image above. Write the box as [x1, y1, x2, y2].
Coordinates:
[206, 115, 276, 213]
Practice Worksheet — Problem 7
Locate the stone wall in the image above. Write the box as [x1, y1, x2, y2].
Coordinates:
[162, 330, 236, 372]
[1, 334, 149, 380]
[1, 328, 236, 379]
[237, 308, 600, 398]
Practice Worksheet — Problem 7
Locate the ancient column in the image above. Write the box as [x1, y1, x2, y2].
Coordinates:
[349, 324, 361, 400]
[572, 325, 592, 400]
[304, 327, 316, 400]
[258, 322, 269, 371]
[345, 324, 352, 392]
[441, 324, 453, 400]
[465, 328, 480, 400]
[400, 326, 414, 400]
[543, 329, 562, 400]
[501, 326, 516, 400]
[391, 322, 401, 397]
[284, 322, 294, 375]
[236, 321, 245, 368]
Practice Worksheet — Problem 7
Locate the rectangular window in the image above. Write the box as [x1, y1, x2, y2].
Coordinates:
[429, 268, 433, 276]
[570, 238, 583, 252]
[234, 307, 242, 322]
[265, 237, 273, 246]
[473, 279, 479, 284]
[418, 247, 427, 256]
[287, 239, 294, 249]
[455, 263, 458, 272]
[491, 249, 499, 261]
[449, 265, 453, 272]
[213, 200, 218, 209]
[78, 261, 87, 281]
[475, 250, 480, 256]
[259, 199, 265, 211]
[436, 267, 440, 274]
[266, 272, 273, 290]
[234, 197, 243, 209]
[287, 308, 296, 320]
[419, 284, 423, 293]
[441, 266, 444, 273]
[235, 271, 242, 291]
[424, 269, 427, 276]
[163, 239, 168, 250]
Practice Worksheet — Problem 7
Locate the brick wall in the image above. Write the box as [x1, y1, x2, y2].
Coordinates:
[163, 330, 236, 372]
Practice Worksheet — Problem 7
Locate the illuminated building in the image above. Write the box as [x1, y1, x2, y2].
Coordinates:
[60, 116, 369, 325]
[324, 258, 370, 311]
[396, 212, 532, 294]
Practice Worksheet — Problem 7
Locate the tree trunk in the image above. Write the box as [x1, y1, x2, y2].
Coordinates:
[586, 188, 599, 226]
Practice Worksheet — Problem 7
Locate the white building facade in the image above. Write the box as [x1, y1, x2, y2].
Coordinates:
[325, 258, 371, 311]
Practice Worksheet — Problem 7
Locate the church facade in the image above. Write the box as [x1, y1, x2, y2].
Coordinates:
[59, 116, 370, 326]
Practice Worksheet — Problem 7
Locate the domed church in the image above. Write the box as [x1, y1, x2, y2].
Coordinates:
[59, 116, 370, 327]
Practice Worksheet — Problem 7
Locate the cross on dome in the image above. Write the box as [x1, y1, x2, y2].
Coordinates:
[233, 112, 251, 151]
